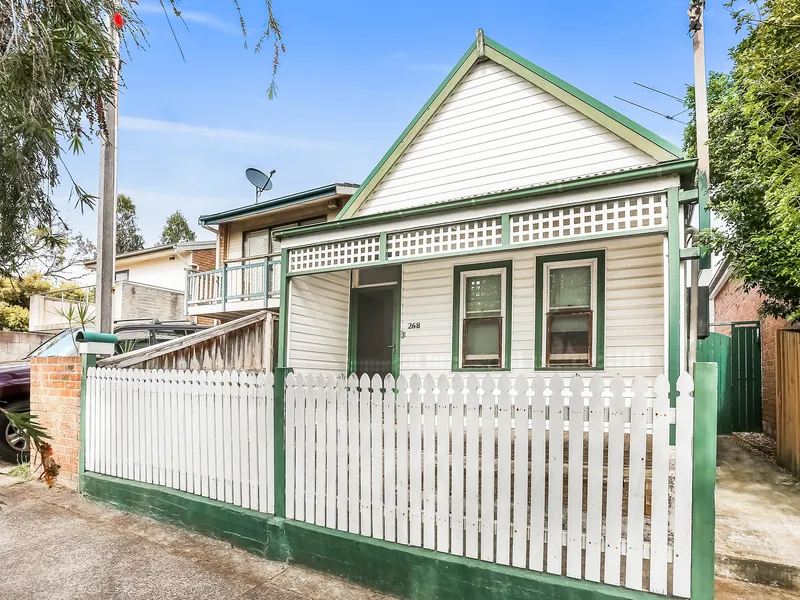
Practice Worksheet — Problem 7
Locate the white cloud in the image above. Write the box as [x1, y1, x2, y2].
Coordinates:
[135, 2, 238, 35]
[119, 116, 347, 151]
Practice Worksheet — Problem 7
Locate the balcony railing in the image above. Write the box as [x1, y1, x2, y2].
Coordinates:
[186, 254, 280, 312]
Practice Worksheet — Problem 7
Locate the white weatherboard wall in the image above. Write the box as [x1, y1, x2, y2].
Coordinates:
[356, 60, 656, 217]
[400, 234, 665, 378]
[286, 271, 350, 372]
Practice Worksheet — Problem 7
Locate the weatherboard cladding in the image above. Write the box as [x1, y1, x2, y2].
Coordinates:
[286, 270, 350, 372]
[356, 60, 656, 218]
[285, 235, 665, 379]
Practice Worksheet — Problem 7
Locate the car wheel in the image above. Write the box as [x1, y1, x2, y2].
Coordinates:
[0, 402, 30, 464]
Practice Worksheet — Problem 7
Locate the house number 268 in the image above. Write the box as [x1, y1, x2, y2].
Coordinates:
[407, 322, 421, 329]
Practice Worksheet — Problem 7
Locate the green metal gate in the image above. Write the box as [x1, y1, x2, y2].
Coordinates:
[697, 321, 762, 434]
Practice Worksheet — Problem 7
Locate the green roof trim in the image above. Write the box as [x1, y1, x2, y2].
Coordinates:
[337, 34, 683, 221]
[199, 183, 352, 226]
[278, 159, 696, 240]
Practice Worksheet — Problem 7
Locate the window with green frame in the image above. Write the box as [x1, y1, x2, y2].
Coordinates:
[452, 261, 513, 371]
[535, 251, 605, 370]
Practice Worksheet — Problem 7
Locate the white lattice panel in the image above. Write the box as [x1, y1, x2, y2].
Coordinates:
[510, 194, 666, 245]
[387, 218, 502, 260]
[289, 237, 380, 273]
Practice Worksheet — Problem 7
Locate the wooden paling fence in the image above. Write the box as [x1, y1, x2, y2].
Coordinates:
[284, 372, 696, 598]
[84, 368, 276, 514]
[778, 330, 800, 478]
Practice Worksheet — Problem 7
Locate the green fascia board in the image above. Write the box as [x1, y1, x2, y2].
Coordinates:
[483, 36, 684, 160]
[199, 184, 341, 226]
[336, 42, 478, 221]
[280, 159, 697, 241]
[451, 260, 514, 372]
[81, 472, 666, 600]
[337, 36, 684, 221]
[534, 250, 606, 370]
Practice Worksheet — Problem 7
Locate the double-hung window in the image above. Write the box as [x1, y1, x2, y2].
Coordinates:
[536, 251, 605, 369]
[453, 261, 512, 370]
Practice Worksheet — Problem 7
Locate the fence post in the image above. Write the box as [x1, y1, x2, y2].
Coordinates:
[78, 351, 97, 487]
[692, 361, 718, 599]
[221, 262, 228, 312]
[264, 257, 270, 307]
[273, 366, 292, 517]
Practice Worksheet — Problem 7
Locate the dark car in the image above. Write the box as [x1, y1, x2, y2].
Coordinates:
[0, 320, 207, 462]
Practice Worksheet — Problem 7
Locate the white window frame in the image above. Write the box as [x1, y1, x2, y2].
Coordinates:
[459, 267, 508, 369]
[542, 257, 598, 368]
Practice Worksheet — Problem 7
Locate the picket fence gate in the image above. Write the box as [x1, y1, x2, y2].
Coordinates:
[284, 371, 695, 598]
[84, 367, 276, 514]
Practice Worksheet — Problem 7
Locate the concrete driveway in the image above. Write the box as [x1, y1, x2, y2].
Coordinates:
[0, 478, 391, 600]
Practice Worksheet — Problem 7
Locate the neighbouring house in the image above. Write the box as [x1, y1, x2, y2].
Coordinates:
[84, 240, 217, 291]
[28, 241, 217, 333]
[709, 256, 784, 438]
[185, 183, 358, 347]
[277, 33, 704, 385]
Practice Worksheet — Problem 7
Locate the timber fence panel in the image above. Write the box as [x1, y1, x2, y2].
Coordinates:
[84, 366, 274, 514]
[281, 370, 699, 597]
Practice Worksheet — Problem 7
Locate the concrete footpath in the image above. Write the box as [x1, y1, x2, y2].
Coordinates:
[0, 478, 391, 600]
[716, 435, 800, 594]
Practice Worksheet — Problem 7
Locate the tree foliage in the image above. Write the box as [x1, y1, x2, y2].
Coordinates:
[685, 0, 800, 322]
[0, 0, 145, 279]
[0, 1, 283, 278]
[159, 210, 196, 245]
[116, 194, 145, 254]
[0, 272, 94, 332]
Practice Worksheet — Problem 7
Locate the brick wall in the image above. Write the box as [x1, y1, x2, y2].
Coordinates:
[193, 247, 216, 273]
[713, 278, 788, 437]
[29, 356, 82, 489]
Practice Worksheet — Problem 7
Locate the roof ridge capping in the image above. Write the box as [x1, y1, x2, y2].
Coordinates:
[336, 31, 684, 221]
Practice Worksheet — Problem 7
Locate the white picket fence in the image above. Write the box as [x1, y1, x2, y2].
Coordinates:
[284, 371, 695, 598]
[84, 367, 276, 513]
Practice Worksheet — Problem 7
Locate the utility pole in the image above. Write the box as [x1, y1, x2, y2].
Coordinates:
[688, 0, 709, 374]
[96, 14, 120, 334]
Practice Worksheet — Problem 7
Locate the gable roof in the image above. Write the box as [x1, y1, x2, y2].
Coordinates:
[337, 33, 683, 221]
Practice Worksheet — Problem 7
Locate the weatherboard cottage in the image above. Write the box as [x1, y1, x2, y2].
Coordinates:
[276, 32, 702, 389]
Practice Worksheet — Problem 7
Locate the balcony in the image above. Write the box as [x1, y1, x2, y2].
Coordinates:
[186, 254, 281, 320]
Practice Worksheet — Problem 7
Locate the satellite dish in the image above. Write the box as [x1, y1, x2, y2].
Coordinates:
[245, 167, 276, 203]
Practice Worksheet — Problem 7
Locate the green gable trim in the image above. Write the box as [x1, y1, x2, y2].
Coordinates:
[81, 471, 664, 600]
[483, 37, 683, 161]
[280, 159, 696, 242]
[337, 36, 683, 221]
[534, 250, 606, 371]
[336, 42, 478, 221]
[451, 260, 514, 372]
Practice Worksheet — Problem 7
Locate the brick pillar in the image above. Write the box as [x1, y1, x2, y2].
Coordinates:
[29, 356, 83, 489]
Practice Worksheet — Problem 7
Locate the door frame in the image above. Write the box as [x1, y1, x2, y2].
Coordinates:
[347, 278, 401, 378]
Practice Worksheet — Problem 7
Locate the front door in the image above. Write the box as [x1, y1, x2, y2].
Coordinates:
[349, 286, 398, 378]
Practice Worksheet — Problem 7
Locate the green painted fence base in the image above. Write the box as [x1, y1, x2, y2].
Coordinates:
[81, 472, 666, 600]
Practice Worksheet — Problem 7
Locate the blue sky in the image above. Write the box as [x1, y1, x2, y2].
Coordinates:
[59, 0, 743, 246]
